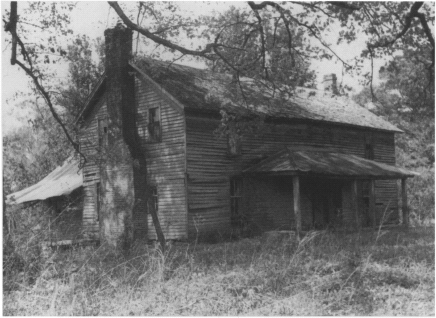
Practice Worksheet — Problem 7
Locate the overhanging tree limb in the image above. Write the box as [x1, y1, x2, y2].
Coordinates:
[5, 1, 86, 163]
[108, 1, 217, 59]
[368, 2, 433, 50]
[327, 2, 361, 11]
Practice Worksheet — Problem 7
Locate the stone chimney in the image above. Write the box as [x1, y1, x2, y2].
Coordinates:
[104, 23, 133, 138]
[322, 73, 339, 95]
[101, 24, 135, 245]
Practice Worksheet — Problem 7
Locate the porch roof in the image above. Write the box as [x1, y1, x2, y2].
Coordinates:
[243, 147, 419, 179]
[6, 157, 82, 205]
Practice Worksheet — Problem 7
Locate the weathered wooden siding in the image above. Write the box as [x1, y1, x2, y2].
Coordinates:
[78, 96, 107, 239]
[78, 76, 188, 242]
[135, 76, 187, 240]
[80, 95, 135, 244]
[244, 177, 295, 232]
[372, 133, 398, 224]
[186, 115, 399, 236]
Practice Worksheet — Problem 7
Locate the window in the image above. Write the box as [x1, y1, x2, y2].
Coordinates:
[230, 178, 243, 227]
[148, 107, 161, 142]
[148, 185, 158, 214]
[98, 117, 108, 149]
[365, 143, 374, 160]
[228, 133, 241, 156]
[364, 134, 374, 160]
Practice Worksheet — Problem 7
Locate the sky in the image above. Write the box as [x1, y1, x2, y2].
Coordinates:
[1, 1, 386, 135]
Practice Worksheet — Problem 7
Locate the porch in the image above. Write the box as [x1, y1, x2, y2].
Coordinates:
[241, 147, 418, 234]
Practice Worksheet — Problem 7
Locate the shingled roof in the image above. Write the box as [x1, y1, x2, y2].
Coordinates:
[132, 58, 401, 132]
[243, 147, 418, 179]
[78, 57, 401, 133]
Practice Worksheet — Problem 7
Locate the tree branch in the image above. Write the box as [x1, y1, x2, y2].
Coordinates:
[108, 1, 217, 59]
[248, 1, 269, 79]
[368, 2, 432, 51]
[328, 2, 361, 11]
[14, 58, 82, 157]
[5, 2, 86, 163]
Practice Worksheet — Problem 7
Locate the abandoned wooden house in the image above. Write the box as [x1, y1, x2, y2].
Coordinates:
[71, 24, 418, 245]
[6, 157, 85, 245]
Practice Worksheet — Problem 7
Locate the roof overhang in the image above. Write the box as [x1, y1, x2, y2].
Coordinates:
[243, 147, 419, 180]
[74, 72, 106, 125]
[6, 157, 82, 205]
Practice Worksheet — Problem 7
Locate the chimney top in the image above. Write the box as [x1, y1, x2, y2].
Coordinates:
[323, 74, 337, 82]
[322, 73, 339, 95]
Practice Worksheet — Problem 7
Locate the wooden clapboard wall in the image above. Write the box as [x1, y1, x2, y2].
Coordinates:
[78, 95, 107, 239]
[185, 114, 399, 236]
[134, 76, 188, 240]
[78, 76, 189, 241]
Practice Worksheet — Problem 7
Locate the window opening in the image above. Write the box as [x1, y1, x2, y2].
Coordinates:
[228, 133, 242, 156]
[148, 185, 158, 214]
[230, 178, 243, 227]
[364, 134, 374, 160]
[98, 117, 108, 149]
[148, 107, 161, 142]
[365, 143, 374, 160]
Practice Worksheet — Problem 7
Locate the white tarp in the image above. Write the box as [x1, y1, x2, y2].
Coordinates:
[6, 157, 82, 205]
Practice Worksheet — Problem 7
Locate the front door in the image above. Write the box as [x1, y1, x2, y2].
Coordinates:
[310, 179, 343, 229]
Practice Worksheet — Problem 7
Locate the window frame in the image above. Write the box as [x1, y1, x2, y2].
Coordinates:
[148, 185, 159, 214]
[227, 132, 242, 156]
[147, 107, 161, 142]
[364, 134, 374, 160]
[97, 117, 108, 149]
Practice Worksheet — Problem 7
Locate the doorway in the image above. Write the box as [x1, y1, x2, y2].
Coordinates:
[308, 178, 343, 229]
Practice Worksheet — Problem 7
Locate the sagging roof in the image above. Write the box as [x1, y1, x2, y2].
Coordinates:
[243, 147, 418, 179]
[76, 57, 401, 133]
[132, 58, 402, 133]
[6, 157, 82, 205]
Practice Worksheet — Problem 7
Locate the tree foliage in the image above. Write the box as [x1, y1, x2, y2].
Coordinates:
[110, 1, 434, 85]
[204, 6, 316, 88]
[354, 51, 434, 224]
[55, 35, 105, 118]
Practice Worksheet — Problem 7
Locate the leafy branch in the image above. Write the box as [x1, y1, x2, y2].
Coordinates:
[4, 1, 85, 163]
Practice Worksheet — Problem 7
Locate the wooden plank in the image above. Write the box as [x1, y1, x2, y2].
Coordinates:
[401, 178, 408, 227]
[352, 180, 359, 228]
[369, 179, 376, 227]
[293, 176, 301, 237]
[186, 114, 399, 235]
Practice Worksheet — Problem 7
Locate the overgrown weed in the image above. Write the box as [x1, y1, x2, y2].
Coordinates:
[3, 226, 434, 315]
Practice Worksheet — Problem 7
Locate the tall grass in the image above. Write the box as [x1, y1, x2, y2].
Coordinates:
[3, 227, 434, 315]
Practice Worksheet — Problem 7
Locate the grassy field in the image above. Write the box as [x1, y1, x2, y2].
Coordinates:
[3, 226, 434, 315]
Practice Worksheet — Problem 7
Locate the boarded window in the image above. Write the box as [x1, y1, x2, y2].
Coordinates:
[148, 107, 161, 142]
[98, 117, 108, 149]
[230, 178, 243, 227]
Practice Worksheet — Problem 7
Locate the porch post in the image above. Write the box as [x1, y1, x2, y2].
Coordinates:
[401, 178, 408, 228]
[369, 179, 376, 228]
[293, 176, 301, 238]
[352, 180, 359, 228]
